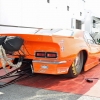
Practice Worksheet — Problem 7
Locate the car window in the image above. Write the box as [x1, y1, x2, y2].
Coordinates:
[84, 32, 95, 44]
[34, 29, 74, 36]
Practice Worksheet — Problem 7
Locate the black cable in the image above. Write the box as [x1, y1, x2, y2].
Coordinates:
[18, 50, 21, 55]
[23, 44, 34, 56]
[18, 49, 26, 56]
[81, 74, 99, 83]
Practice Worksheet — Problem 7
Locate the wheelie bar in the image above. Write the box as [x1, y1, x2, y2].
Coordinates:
[0, 73, 33, 88]
[0, 61, 33, 88]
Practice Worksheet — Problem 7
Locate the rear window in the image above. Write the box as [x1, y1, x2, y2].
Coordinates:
[35, 29, 74, 36]
[53, 29, 74, 36]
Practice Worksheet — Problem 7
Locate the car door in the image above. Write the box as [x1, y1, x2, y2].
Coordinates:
[83, 31, 100, 69]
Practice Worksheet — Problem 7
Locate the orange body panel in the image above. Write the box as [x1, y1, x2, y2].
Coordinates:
[1, 29, 100, 75]
[0, 61, 2, 68]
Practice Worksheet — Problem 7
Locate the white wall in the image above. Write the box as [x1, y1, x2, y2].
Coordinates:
[0, 0, 85, 33]
[85, 0, 100, 18]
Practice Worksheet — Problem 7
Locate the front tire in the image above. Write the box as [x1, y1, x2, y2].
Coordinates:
[67, 51, 83, 78]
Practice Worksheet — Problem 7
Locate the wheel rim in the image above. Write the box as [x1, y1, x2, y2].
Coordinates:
[74, 52, 83, 74]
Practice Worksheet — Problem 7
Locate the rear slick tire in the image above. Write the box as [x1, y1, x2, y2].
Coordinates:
[66, 51, 83, 78]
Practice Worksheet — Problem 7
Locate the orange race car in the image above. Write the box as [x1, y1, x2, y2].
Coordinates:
[0, 28, 100, 78]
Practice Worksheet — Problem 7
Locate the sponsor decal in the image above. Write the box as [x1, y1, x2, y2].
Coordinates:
[58, 40, 64, 52]
[72, 62, 77, 75]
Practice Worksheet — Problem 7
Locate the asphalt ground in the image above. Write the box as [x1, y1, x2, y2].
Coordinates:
[1, 64, 100, 100]
[0, 83, 100, 100]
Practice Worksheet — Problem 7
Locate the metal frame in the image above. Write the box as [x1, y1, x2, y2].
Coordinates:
[0, 59, 33, 88]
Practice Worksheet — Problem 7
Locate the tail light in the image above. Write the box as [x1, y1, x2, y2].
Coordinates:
[35, 52, 45, 58]
[46, 52, 57, 58]
[35, 52, 57, 58]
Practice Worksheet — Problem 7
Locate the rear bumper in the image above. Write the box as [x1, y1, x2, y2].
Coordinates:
[32, 60, 66, 64]
[32, 60, 69, 74]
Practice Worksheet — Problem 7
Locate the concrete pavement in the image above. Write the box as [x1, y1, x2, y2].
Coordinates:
[0, 84, 100, 100]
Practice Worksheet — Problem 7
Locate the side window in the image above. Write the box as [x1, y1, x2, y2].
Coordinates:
[84, 32, 95, 44]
